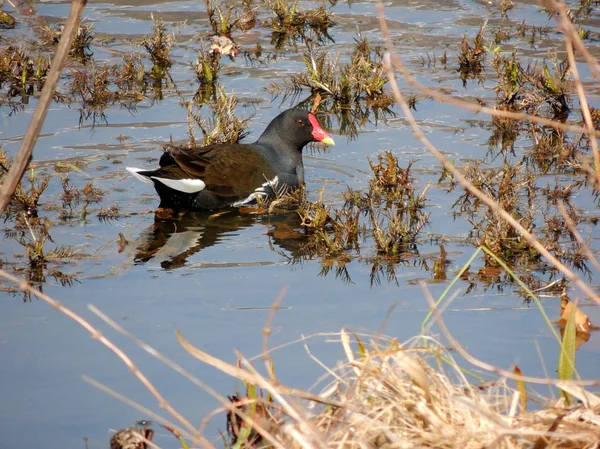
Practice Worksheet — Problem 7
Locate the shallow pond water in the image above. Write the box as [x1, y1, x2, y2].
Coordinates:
[1, 0, 600, 448]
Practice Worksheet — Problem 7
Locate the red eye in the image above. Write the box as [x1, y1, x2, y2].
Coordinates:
[297, 119, 304, 125]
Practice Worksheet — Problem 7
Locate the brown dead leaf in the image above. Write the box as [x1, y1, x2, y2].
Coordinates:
[478, 266, 503, 276]
[513, 365, 527, 412]
[210, 35, 239, 57]
[559, 295, 592, 333]
[311, 93, 322, 113]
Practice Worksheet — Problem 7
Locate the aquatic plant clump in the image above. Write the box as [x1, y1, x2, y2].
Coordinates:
[272, 35, 392, 106]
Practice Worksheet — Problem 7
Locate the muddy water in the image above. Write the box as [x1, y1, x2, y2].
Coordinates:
[1, 1, 599, 448]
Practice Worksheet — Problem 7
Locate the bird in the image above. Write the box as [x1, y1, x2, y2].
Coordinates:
[126, 108, 335, 210]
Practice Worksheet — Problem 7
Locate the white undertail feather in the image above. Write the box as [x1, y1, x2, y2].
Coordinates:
[151, 177, 206, 193]
[126, 167, 153, 184]
[127, 167, 206, 193]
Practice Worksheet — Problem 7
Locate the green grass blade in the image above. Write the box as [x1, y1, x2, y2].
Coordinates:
[558, 299, 577, 403]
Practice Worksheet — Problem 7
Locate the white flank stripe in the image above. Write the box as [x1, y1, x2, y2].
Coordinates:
[232, 192, 265, 207]
[152, 176, 206, 193]
[263, 176, 279, 188]
[231, 176, 279, 207]
[126, 167, 154, 185]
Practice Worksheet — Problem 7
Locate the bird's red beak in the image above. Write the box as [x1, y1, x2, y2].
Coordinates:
[308, 113, 335, 145]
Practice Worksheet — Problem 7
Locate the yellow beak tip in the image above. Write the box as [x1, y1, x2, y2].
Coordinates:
[321, 137, 335, 146]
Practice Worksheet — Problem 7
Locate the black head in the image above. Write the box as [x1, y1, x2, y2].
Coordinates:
[257, 108, 335, 151]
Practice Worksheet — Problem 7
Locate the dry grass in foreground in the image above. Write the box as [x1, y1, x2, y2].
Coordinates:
[1, 268, 599, 449]
[178, 330, 600, 449]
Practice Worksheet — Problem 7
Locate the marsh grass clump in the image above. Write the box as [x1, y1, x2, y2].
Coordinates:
[0, 10, 16, 29]
[453, 160, 539, 264]
[268, 35, 395, 138]
[365, 152, 429, 254]
[192, 41, 224, 89]
[0, 46, 50, 100]
[39, 20, 94, 62]
[297, 152, 428, 277]
[299, 197, 361, 258]
[98, 205, 120, 222]
[114, 53, 147, 98]
[70, 65, 115, 125]
[492, 51, 570, 118]
[59, 176, 105, 221]
[276, 35, 390, 106]
[69, 59, 147, 125]
[296, 196, 358, 283]
[458, 26, 486, 86]
[141, 16, 175, 80]
[0, 149, 50, 216]
[187, 87, 252, 146]
[263, 0, 335, 48]
[204, 0, 240, 36]
[7, 213, 81, 291]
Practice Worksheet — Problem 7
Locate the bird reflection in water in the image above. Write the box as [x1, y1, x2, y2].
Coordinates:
[130, 209, 308, 270]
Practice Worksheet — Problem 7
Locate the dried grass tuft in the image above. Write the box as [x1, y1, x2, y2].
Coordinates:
[266, 334, 600, 449]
